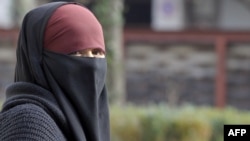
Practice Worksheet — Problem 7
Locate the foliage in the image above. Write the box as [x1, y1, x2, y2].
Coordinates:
[92, 0, 123, 66]
[110, 104, 250, 141]
[92, 0, 125, 104]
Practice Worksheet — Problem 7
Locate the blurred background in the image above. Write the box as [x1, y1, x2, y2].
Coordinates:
[1, 0, 250, 141]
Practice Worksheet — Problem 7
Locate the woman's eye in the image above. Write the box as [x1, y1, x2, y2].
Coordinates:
[92, 50, 101, 55]
[69, 49, 105, 58]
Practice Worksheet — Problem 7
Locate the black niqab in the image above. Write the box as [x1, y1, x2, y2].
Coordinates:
[13, 2, 110, 141]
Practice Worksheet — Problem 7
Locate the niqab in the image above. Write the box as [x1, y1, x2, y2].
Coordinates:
[13, 2, 110, 141]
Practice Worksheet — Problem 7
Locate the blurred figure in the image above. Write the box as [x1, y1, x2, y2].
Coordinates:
[0, 2, 109, 141]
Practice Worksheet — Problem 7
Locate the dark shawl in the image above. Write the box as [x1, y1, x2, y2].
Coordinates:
[5, 2, 110, 141]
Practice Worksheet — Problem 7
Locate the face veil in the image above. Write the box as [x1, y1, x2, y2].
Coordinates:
[14, 2, 110, 141]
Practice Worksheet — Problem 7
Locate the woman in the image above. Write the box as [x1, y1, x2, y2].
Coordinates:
[0, 2, 110, 141]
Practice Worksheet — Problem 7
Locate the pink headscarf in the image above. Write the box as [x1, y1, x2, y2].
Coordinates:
[44, 4, 105, 54]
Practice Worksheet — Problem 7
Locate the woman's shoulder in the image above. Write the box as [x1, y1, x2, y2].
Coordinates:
[0, 103, 66, 141]
[1, 103, 57, 122]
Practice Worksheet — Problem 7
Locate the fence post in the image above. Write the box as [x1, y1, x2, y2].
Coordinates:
[215, 37, 227, 108]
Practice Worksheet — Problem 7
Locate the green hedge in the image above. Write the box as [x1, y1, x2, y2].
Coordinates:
[110, 105, 250, 141]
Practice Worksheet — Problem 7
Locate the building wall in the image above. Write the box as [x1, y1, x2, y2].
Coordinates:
[125, 43, 250, 109]
[227, 44, 250, 109]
